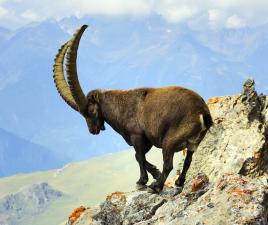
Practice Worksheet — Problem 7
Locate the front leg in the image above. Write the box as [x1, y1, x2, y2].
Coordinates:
[131, 135, 151, 189]
[135, 152, 148, 187]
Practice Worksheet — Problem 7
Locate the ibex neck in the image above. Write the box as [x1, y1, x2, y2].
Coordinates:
[98, 89, 144, 137]
[98, 90, 128, 131]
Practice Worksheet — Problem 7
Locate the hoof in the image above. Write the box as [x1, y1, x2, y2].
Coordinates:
[175, 183, 183, 188]
[147, 186, 160, 193]
[136, 177, 148, 186]
[175, 177, 185, 188]
[147, 186, 156, 193]
[147, 182, 163, 194]
[136, 184, 147, 191]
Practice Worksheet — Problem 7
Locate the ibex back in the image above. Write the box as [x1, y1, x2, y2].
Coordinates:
[53, 25, 213, 193]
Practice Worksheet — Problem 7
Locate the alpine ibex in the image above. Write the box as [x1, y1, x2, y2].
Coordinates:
[53, 25, 212, 193]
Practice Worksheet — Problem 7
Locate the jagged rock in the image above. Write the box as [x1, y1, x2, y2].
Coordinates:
[188, 93, 268, 181]
[241, 79, 266, 121]
[69, 80, 268, 225]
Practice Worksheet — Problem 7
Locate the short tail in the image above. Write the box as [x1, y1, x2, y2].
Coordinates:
[203, 114, 213, 129]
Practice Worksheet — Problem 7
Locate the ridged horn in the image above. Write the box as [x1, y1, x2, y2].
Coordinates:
[53, 41, 79, 111]
[65, 25, 88, 115]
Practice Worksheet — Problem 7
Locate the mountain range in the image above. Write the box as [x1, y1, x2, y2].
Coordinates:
[0, 128, 65, 177]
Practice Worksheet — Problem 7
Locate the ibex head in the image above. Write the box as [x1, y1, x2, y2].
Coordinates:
[53, 25, 105, 135]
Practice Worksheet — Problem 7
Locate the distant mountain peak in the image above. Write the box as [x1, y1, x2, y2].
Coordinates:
[0, 182, 63, 225]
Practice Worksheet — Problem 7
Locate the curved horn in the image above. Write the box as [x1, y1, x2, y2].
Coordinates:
[65, 25, 88, 115]
[53, 41, 79, 111]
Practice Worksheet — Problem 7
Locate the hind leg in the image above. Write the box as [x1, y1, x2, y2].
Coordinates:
[148, 123, 202, 193]
[175, 148, 194, 187]
[143, 147, 161, 180]
[175, 129, 208, 188]
[148, 148, 174, 193]
[145, 161, 161, 180]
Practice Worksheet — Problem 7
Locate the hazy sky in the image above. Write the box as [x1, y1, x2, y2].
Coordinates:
[1, 0, 268, 29]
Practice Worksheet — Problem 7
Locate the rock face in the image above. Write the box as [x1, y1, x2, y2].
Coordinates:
[68, 80, 268, 225]
[188, 80, 268, 181]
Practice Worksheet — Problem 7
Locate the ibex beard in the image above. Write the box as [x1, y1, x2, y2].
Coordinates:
[53, 25, 213, 193]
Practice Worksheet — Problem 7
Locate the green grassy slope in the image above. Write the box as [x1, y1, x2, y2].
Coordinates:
[0, 148, 183, 225]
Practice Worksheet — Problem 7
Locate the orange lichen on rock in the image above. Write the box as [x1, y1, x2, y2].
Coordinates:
[227, 188, 255, 205]
[68, 206, 86, 225]
[217, 174, 249, 191]
[192, 180, 204, 192]
[106, 191, 125, 201]
[191, 176, 207, 192]
[228, 188, 255, 196]
[228, 189, 247, 199]
[207, 96, 223, 104]
[105, 191, 127, 213]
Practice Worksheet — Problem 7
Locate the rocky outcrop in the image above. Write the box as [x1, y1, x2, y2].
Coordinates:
[68, 80, 268, 225]
[188, 79, 268, 181]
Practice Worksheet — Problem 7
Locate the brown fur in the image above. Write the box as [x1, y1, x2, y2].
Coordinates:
[85, 86, 212, 193]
